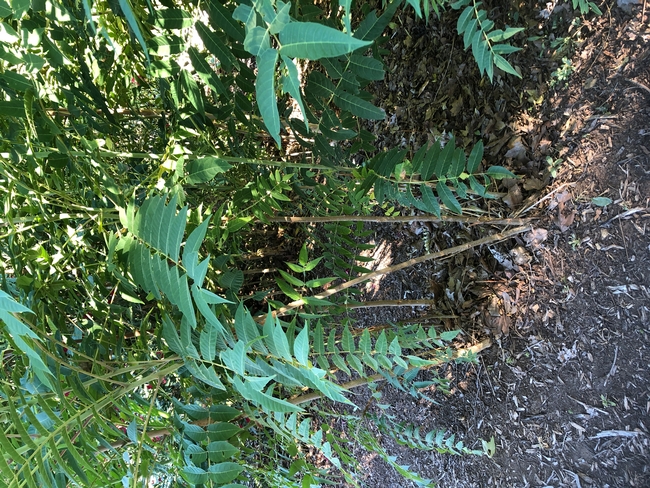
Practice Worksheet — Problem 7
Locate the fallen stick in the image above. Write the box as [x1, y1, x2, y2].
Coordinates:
[258, 225, 532, 322]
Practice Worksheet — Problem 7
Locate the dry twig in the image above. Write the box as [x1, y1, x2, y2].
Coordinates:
[258, 225, 532, 321]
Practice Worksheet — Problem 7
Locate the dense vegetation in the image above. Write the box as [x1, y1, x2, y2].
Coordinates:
[0, 0, 598, 486]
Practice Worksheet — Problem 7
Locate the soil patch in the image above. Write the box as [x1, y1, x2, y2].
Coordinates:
[337, 3, 650, 486]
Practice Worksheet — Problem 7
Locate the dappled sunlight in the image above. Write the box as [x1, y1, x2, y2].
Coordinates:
[357, 239, 394, 298]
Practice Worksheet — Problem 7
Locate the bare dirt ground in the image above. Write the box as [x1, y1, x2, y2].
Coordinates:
[340, 2, 650, 486]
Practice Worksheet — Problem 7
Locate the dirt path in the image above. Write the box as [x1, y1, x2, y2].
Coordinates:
[345, 2, 650, 486]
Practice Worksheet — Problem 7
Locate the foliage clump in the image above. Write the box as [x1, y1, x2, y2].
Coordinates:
[0, 0, 596, 486]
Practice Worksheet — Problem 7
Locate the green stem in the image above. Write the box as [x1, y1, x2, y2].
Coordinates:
[288, 338, 492, 405]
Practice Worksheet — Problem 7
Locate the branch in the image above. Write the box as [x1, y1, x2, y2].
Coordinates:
[288, 338, 493, 405]
[339, 299, 437, 309]
[267, 215, 531, 226]
[257, 225, 532, 322]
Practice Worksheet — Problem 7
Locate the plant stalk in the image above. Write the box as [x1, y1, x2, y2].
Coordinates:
[340, 299, 437, 309]
[268, 215, 530, 226]
[289, 338, 493, 405]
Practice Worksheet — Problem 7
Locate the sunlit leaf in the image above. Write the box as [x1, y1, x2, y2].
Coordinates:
[207, 0, 245, 42]
[196, 22, 238, 71]
[279, 22, 372, 60]
[185, 156, 232, 184]
[155, 8, 192, 29]
[117, 0, 151, 64]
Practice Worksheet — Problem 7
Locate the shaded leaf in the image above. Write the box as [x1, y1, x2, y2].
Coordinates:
[256, 48, 281, 147]
[437, 181, 462, 214]
[333, 90, 384, 120]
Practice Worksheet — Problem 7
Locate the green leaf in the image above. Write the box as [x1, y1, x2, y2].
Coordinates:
[294, 323, 309, 366]
[183, 218, 210, 281]
[162, 315, 185, 356]
[233, 377, 303, 412]
[207, 462, 244, 483]
[375, 331, 387, 355]
[184, 423, 208, 442]
[244, 25, 271, 56]
[196, 22, 238, 71]
[492, 44, 520, 55]
[468, 175, 487, 197]
[20, 53, 46, 73]
[278, 269, 304, 287]
[207, 422, 241, 441]
[232, 3, 255, 30]
[200, 322, 219, 361]
[0, 100, 27, 118]
[436, 181, 462, 214]
[466, 140, 484, 173]
[348, 54, 384, 81]
[280, 55, 308, 131]
[186, 156, 232, 184]
[149, 35, 185, 57]
[186, 360, 227, 389]
[221, 341, 246, 376]
[347, 353, 364, 376]
[188, 47, 227, 96]
[207, 441, 240, 463]
[487, 27, 524, 42]
[359, 329, 371, 354]
[448, 147, 466, 179]
[0, 22, 19, 43]
[269, 1, 291, 35]
[332, 353, 351, 376]
[186, 444, 208, 465]
[440, 330, 460, 341]
[302, 296, 335, 306]
[218, 270, 244, 291]
[354, 0, 401, 41]
[493, 53, 521, 78]
[389, 336, 402, 356]
[485, 166, 515, 179]
[279, 22, 372, 60]
[419, 184, 441, 218]
[272, 318, 293, 362]
[1, 71, 32, 92]
[181, 465, 208, 485]
[305, 277, 337, 288]
[117, 0, 151, 64]
[333, 90, 384, 120]
[276, 277, 301, 300]
[591, 196, 612, 207]
[458, 6, 475, 36]
[256, 48, 281, 147]
[0, 0, 11, 17]
[302, 256, 323, 272]
[299, 243, 309, 265]
[180, 69, 204, 113]
[155, 8, 192, 29]
[207, 0, 245, 42]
